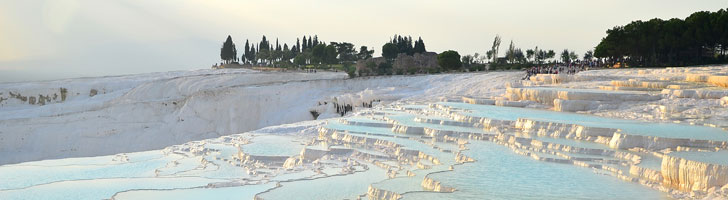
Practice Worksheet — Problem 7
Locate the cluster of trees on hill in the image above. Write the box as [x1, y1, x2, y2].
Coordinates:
[595, 9, 728, 67]
[381, 35, 427, 60]
[219, 9, 726, 77]
[357, 35, 438, 76]
[219, 35, 375, 70]
[478, 35, 581, 70]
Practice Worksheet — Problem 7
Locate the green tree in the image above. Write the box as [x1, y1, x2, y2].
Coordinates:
[302, 36, 308, 51]
[382, 43, 399, 61]
[295, 38, 301, 53]
[593, 9, 728, 67]
[283, 44, 294, 61]
[461, 55, 474, 69]
[583, 50, 594, 61]
[257, 49, 269, 65]
[438, 50, 462, 70]
[248, 45, 257, 64]
[220, 35, 237, 64]
[414, 37, 427, 53]
[259, 36, 270, 51]
[294, 54, 307, 66]
[505, 40, 516, 63]
[243, 39, 250, 64]
[312, 44, 326, 65]
[377, 62, 392, 75]
[526, 49, 535, 63]
[358, 46, 374, 60]
[569, 51, 578, 62]
[546, 50, 556, 62]
[324, 45, 338, 65]
[332, 42, 356, 63]
[485, 50, 494, 62]
[490, 35, 502, 63]
[514, 49, 525, 64]
[560, 49, 570, 63]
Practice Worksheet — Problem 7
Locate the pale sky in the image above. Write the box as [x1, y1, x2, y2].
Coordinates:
[0, 0, 725, 82]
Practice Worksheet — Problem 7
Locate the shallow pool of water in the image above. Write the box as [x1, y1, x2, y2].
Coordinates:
[241, 135, 304, 156]
[113, 183, 276, 200]
[258, 164, 388, 200]
[669, 150, 728, 165]
[419, 140, 670, 200]
[440, 102, 728, 141]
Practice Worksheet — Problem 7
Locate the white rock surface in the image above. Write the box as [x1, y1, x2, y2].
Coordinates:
[0, 69, 519, 164]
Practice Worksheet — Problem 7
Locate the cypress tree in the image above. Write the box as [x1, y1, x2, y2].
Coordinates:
[259, 36, 269, 51]
[302, 36, 308, 50]
[276, 38, 281, 51]
[220, 35, 237, 64]
[414, 37, 426, 54]
[296, 38, 301, 53]
[243, 39, 250, 64]
[248, 45, 257, 64]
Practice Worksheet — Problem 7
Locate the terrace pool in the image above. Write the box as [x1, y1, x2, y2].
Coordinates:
[440, 102, 728, 141]
[409, 141, 670, 200]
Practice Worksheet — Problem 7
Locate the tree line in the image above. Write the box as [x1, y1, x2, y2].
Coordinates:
[473, 35, 590, 70]
[220, 9, 727, 75]
[219, 35, 375, 68]
[381, 34, 427, 60]
[594, 9, 728, 67]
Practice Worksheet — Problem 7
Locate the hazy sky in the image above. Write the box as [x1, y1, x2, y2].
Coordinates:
[0, 0, 725, 82]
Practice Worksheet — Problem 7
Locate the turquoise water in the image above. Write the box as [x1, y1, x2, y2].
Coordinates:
[373, 164, 451, 194]
[156, 156, 203, 176]
[400, 104, 430, 109]
[0, 151, 172, 190]
[669, 150, 728, 165]
[205, 143, 240, 160]
[638, 153, 664, 170]
[258, 164, 388, 200]
[440, 102, 728, 141]
[271, 170, 318, 181]
[344, 116, 386, 123]
[0, 177, 223, 200]
[325, 122, 397, 136]
[241, 135, 304, 156]
[9, 150, 164, 167]
[528, 136, 610, 150]
[195, 154, 250, 179]
[416, 141, 670, 200]
[2, 100, 706, 200]
[113, 183, 277, 200]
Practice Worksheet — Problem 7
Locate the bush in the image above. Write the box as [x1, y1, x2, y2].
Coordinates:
[377, 62, 392, 75]
[343, 63, 356, 78]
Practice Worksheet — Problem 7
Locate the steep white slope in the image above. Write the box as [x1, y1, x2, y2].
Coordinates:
[0, 70, 514, 164]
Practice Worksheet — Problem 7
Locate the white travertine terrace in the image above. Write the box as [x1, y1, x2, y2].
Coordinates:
[506, 87, 661, 105]
[685, 74, 728, 87]
[662, 152, 728, 192]
[3, 66, 728, 200]
[662, 89, 728, 99]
